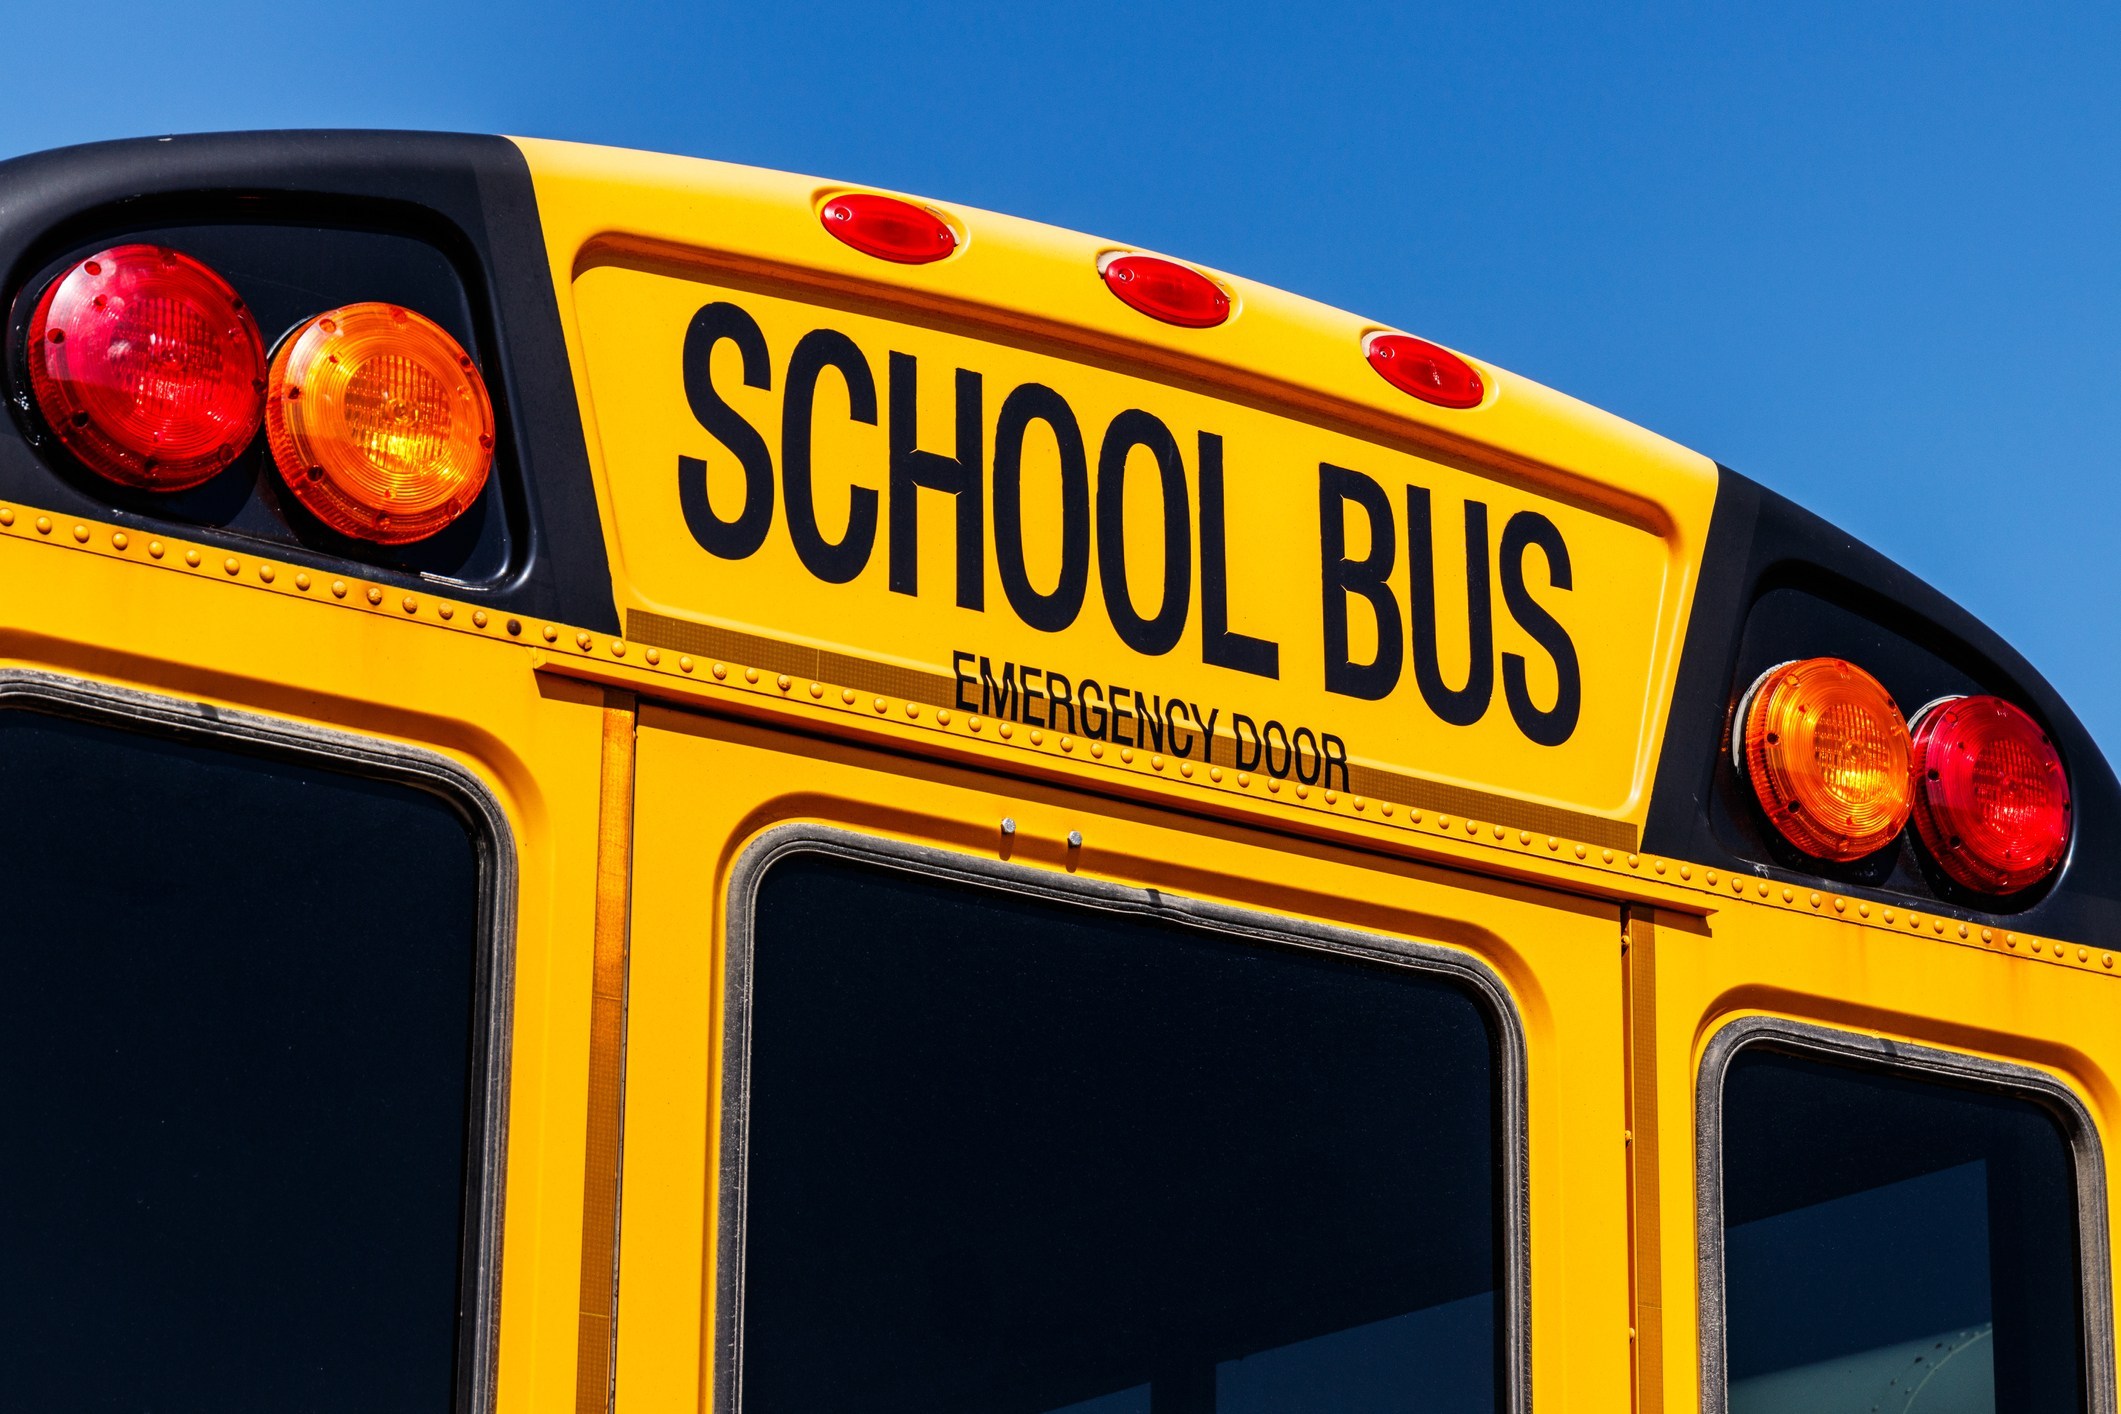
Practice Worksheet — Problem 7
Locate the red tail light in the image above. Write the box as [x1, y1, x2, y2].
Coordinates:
[820, 193, 958, 264]
[1910, 696, 2071, 895]
[1365, 332, 1485, 410]
[1100, 253, 1231, 328]
[27, 245, 266, 489]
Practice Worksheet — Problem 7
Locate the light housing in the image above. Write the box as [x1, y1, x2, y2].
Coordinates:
[1364, 331, 1485, 410]
[26, 244, 266, 489]
[819, 193, 957, 264]
[1909, 695, 2071, 895]
[1099, 253, 1231, 328]
[265, 302, 494, 544]
[1736, 657, 1913, 861]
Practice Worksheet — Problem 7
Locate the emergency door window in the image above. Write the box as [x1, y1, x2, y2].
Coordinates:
[733, 850, 1513, 1414]
[1717, 1044, 2092, 1414]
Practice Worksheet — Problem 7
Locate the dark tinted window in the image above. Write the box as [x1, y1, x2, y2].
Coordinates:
[0, 707, 487, 1413]
[1719, 1046, 2087, 1413]
[737, 851, 1510, 1414]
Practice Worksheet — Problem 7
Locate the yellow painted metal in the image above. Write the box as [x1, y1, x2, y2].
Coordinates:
[2, 133, 2114, 1414]
[514, 136, 1722, 842]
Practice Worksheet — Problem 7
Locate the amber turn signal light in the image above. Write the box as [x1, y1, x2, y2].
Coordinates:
[1736, 657, 1913, 861]
[265, 303, 494, 544]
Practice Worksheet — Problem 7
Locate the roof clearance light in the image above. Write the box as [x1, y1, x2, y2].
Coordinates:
[1909, 695, 2071, 895]
[1365, 331, 1486, 410]
[1737, 657, 1913, 861]
[1100, 253, 1231, 328]
[27, 244, 267, 490]
[819, 193, 958, 264]
[265, 303, 494, 545]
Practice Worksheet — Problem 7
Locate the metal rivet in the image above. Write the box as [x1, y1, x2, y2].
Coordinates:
[999, 722, 1013, 739]
[1067, 830, 1083, 848]
[1492, 824, 1504, 839]
[218, 555, 237, 574]
[1628, 854, 1641, 869]
[0, 508, 11, 526]
[645, 648, 660, 665]
[73, 524, 90, 543]
[1118, 746, 1130, 761]
[438, 604, 454, 620]
[1089, 742, 1103, 758]
[704, 660, 721, 678]
[840, 687, 855, 704]
[1574, 844, 1587, 859]
[776, 674, 791, 691]
[1467, 820, 1480, 836]
[970, 715, 985, 732]
[1933, 919, 1945, 934]
[1548, 836, 1560, 851]
[149, 540, 165, 558]
[1295, 784, 1309, 799]
[1211, 767, 1223, 782]
[1439, 815, 1452, 829]
[1884, 909, 1895, 923]
[1520, 830, 1533, 845]
[1060, 735, 1074, 751]
[1238, 772, 1253, 788]
[1859, 903, 1871, 917]
[1810, 892, 1822, 908]
[1760, 882, 1772, 898]
[1603, 849, 1616, 863]
[1409, 808, 1424, 822]
[112, 531, 129, 550]
[505, 617, 521, 635]
[1786, 887, 1802, 903]
[369, 588, 385, 606]
[1000, 817, 1016, 837]
[472, 609, 487, 627]
[1834, 898, 1847, 913]
[1982, 928, 1993, 942]
[576, 631, 592, 648]
[1181, 761, 1193, 778]
[1680, 865, 1692, 880]
[1324, 789, 1337, 804]
[905, 701, 920, 718]
[296, 573, 311, 591]
[330, 579, 347, 597]
[875, 697, 888, 713]
[1348, 793, 1360, 808]
[937, 708, 951, 724]
[1266, 779, 1279, 792]
[541, 624, 557, 641]
[35, 517, 53, 535]
[1380, 802, 1393, 816]
[2078, 947, 2089, 961]
[2104, 954, 2113, 969]
[1706, 870, 1718, 885]
[609, 638, 623, 656]
[807, 681, 822, 698]
[682, 657, 698, 673]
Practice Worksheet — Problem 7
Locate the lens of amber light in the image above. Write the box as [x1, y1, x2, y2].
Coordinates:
[1910, 695, 2071, 895]
[1738, 657, 1913, 861]
[266, 303, 493, 544]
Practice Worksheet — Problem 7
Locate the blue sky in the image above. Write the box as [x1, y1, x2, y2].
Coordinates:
[4, 4, 2116, 761]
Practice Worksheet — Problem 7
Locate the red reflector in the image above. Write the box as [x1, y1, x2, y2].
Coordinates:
[1365, 332, 1485, 410]
[819, 193, 957, 264]
[27, 244, 266, 490]
[1910, 695, 2071, 895]
[1100, 253, 1231, 328]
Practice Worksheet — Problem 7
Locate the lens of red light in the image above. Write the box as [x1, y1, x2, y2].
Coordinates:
[1909, 695, 2071, 895]
[1364, 331, 1486, 410]
[26, 244, 266, 490]
[819, 193, 958, 264]
[1099, 253, 1230, 328]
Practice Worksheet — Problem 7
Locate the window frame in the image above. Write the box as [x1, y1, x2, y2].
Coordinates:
[1693, 1015, 2116, 1414]
[0, 667, 518, 1414]
[713, 821, 1533, 1414]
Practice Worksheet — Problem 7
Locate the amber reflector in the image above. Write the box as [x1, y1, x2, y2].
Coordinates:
[265, 303, 494, 544]
[27, 244, 266, 490]
[1910, 695, 2071, 895]
[1737, 657, 1913, 861]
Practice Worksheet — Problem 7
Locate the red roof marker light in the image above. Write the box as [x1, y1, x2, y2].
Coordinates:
[820, 193, 957, 264]
[1100, 253, 1231, 329]
[1910, 695, 2071, 895]
[1365, 331, 1486, 410]
[27, 244, 267, 490]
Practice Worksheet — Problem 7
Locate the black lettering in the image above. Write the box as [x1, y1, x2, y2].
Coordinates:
[1022, 667, 1047, 728]
[1197, 707, 1221, 764]
[1233, 714, 1262, 771]
[1198, 433, 1280, 678]
[889, 354, 984, 608]
[1168, 700, 1197, 758]
[1096, 410, 1192, 657]
[1321, 734, 1350, 793]
[1406, 486, 1494, 727]
[1048, 673, 1077, 734]
[1293, 727, 1322, 785]
[979, 657, 1020, 720]
[952, 650, 977, 711]
[678, 302, 774, 559]
[1142, 696, 1167, 754]
[1318, 464, 1403, 700]
[993, 384, 1091, 633]
[1499, 511, 1582, 747]
[1081, 681, 1108, 739]
[1263, 720, 1292, 778]
[780, 328, 878, 584]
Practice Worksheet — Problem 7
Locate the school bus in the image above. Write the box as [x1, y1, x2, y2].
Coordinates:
[0, 131, 2111, 1414]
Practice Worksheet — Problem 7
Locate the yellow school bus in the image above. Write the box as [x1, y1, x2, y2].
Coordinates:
[1, 131, 2112, 1414]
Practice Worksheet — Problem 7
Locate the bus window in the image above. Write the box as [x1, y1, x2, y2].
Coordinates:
[727, 845, 1516, 1414]
[1710, 1035, 2093, 1414]
[0, 696, 498, 1413]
